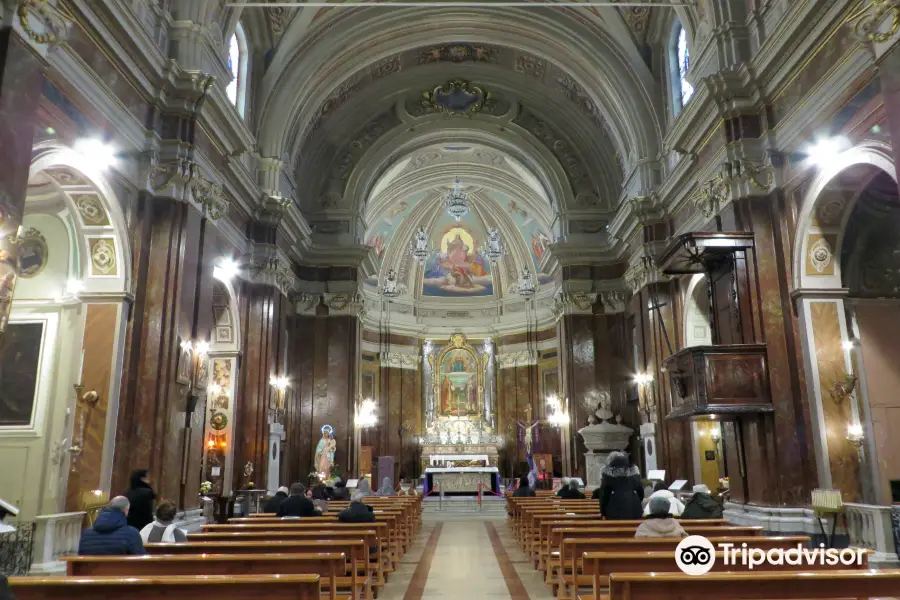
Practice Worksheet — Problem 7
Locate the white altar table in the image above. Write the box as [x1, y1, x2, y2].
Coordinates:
[425, 466, 499, 493]
[428, 454, 490, 466]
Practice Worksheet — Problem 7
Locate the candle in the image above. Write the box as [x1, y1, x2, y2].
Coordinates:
[77, 348, 85, 385]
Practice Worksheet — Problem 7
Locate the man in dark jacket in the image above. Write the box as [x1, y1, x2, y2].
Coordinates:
[331, 478, 350, 501]
[78, 496, 145, 555]
[596, 451, 644, 520]
[276, 483, 318, 517]
[338, 492, 375, 523]
[681, 484, 723, 519]
[124, 469, 155, 530]
[264, 487, 289, 513]
[512, 475, 536, 497]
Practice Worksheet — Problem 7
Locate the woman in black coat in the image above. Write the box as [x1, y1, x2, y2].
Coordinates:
[124, 469, 155, 530]
[594, 451, 643, 520]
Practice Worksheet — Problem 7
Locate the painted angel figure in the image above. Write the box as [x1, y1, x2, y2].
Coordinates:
[517, 419, 540, 456]
[314, 424, 337, 480]
[414, 227, 428, 252]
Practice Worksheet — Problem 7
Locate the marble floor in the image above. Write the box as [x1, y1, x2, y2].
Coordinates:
[380, 513, 553, 600]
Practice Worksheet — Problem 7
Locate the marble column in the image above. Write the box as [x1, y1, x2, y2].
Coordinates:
[0, 28, 48, 341]
[267, 422, 285, 494]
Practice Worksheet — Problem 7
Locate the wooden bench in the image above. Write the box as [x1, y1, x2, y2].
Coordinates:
[583, 570, 900, 600]
[146, 539, 371, 599]
[576, 549, 871, 600]
[8, 574, 321, 600]
[556, 536, 809, 599]
[188, 528, 386, 589]
[65, 553, 348, 600]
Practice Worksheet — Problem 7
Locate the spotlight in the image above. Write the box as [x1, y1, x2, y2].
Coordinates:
[213, 258, 239, 282]
[194, 341, 210, 356]
[841, 340, 855, 351]
[74, 138, 118, 170]
[804, 136, 849, 169]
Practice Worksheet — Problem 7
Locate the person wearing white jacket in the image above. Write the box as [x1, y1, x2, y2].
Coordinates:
[139, 500, 186, 543]
[642, 488, 685, 517]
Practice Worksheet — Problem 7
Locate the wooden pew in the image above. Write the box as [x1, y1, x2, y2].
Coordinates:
[65, 553, 347, 600]
[577, 549, 871, 600]
[145, 539, 370, 599]
[188, 528, 386, 590]
[8, 574, 321, 600]
[544, 525, 761, 582]
[557, 536, 810, 600]
[596, 570, 900, 600]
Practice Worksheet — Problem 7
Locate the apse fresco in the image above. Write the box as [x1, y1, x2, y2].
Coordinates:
[422, 213, 493, 297]
[365, 191, 426, 264]
[493, 191, 555, 284]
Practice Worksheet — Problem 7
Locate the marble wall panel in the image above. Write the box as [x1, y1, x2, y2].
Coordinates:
[64, 303, 117, 511]
[880, 44, 900, 195]
[856, 303, 900, 504]
[810, 301, 861, 502]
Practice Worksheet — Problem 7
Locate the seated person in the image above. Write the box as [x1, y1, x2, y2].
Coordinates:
[139, 500, 186, 543]
[276, 483, 319, 517]
[331, 478, 350, 500]
[557, 478, 584, 499]
[78, 496, 145, 555]
[643, 485, 686, 517]
[512, 475, 536, 497]
[338, 492, 376, 523]
[681, 484, 723, 519]
[264, 486, 289, 513]
[635, 496, 688, 538]
[555, 477, 572, 497]
[311, 483, 329, 512]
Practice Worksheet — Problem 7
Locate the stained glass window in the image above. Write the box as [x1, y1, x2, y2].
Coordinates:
[677, 26, 694, 106]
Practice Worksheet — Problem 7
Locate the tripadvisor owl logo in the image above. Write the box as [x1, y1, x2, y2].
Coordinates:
[676, 535, 716, 575]
[675, 535, 866, 576]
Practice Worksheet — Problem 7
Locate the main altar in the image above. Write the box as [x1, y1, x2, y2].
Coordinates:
[420, 334, 503, 494]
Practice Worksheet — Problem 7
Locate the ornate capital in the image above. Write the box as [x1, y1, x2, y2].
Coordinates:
[599, 290, 628, 314]
[246, 245, 296, 297]
[552, 290, 597, 318]
[323, 292, 364, 316]
[255, 194, 292, 228]
[624, 256, 667, 294]
[190, 174, 229, 220]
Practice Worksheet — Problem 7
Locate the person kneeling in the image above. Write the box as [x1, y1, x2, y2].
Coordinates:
[634, 496, 687, 538]
[140, 500, 186, 543]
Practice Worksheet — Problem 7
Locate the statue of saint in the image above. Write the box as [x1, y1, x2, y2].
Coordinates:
[314, 425, 336, 479]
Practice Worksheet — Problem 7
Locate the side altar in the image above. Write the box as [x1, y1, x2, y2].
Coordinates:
[420, 334, 503, 494]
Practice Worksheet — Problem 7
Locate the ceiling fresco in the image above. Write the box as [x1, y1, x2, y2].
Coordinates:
[422, 211, 493, 298]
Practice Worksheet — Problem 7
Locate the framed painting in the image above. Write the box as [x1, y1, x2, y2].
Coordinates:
[0, 322, 45, 426]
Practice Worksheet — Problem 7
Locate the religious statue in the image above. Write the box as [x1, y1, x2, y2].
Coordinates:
[383, 269, 400, 296]
[314, 424, 336, 479]
[517, 419, 540, 456]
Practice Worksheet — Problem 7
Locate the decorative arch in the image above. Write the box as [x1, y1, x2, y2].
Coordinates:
[28, 142, 132, 294]
[792, 141, 897, 291]
[682, 273, 712, 347]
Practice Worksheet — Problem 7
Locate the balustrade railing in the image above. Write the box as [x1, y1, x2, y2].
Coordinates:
[27, 512, 84, 574]
[844, 503, 899, 566]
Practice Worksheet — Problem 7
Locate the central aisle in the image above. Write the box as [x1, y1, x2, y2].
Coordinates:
[379, 513, 554, 600]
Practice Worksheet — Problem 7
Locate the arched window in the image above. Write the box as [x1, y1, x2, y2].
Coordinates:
[225, 23, 248, 118]
[669, 20, 694, 116]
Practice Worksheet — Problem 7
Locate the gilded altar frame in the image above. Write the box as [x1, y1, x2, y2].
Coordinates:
[429, 333, 488, 418]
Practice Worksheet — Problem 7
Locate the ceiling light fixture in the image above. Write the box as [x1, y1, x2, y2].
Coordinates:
[804, 136, 849, 169]
[380, 268, 406, 299]
[443, 177, 470, 222]
[74, 137, 118, 170]
[479, 226, 506, 263]
[511, 268, 536, 297]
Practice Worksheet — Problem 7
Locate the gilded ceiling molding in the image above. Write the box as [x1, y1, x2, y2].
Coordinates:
[846, 0, 900, 44]
[190, 174, 229, 221]
[418, 80, 495, 117]
[14, 0, 71, 48]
